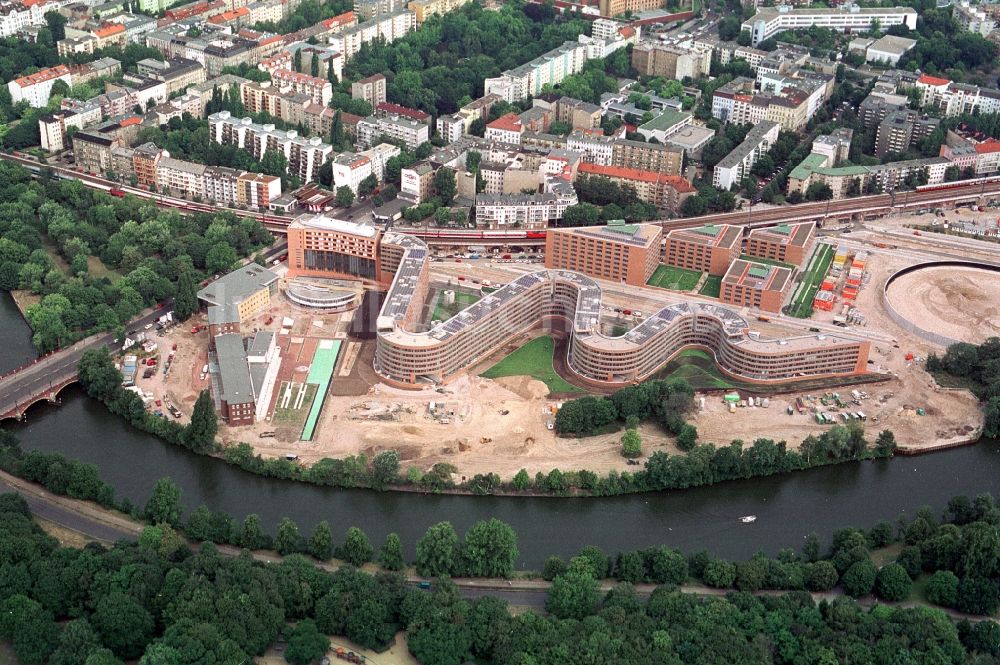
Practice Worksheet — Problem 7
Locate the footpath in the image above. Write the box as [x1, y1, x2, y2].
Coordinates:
[0, 469, 993, 622]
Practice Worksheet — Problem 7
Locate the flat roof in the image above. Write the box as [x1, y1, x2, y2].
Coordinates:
[197, 264, 278, 309]
[215, 333, 253, 405]
[290, 214, 379, 237]
[723, 259, 793, 292]
[668, 224, 742, 249]
[748, 221, 815, 247]
[638, 109, 691, 132]
[554, 221, 661, 248]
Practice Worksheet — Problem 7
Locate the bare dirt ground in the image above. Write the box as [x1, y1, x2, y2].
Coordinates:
[258, 632, 418, 665]
[886, 266, 1000, 343]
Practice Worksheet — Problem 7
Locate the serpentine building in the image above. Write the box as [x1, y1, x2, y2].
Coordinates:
[372, 231, 871, 387]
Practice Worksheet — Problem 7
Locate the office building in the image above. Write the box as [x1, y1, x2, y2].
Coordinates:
[745, 222, 816, 267]
[285, 215, 390, 284]
[197, 263, 279, 335]
[742, 6, 918, 47]
[664, 224, 742, 276]
[637, 110, 693, 143]
[720, 259, 794, 314]
[545, 221, 663, 287]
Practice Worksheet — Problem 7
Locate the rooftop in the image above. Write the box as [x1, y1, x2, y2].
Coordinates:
[668, 224, 742, 248]
[214, 333, 254, 406]
[748, 221, 815, 247]
[723, 259, 793, 292]
[638, 109, 691, 132]
[197, 264, 278, 311]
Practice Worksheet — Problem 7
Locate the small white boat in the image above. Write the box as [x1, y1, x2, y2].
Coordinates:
[740, 515, 757, 523]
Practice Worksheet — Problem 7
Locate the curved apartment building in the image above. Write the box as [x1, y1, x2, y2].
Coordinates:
[374, 232, 870, 387]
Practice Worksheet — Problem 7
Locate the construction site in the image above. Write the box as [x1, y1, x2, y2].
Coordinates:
[115, 202, 998, 481]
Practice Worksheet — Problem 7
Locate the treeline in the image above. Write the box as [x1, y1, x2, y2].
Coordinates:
[927, 336, 1000, 438]
[2, 494, 1000, 665]
[0, 162, 271, 351]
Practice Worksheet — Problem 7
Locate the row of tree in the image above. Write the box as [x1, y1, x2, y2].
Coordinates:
[926, 336, 1000, 437]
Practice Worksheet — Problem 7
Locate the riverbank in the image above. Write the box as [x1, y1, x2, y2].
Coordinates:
[3, 466, 994, 626]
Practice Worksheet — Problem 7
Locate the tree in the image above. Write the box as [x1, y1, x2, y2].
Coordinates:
[807, 561, 839, 591]
[561, 203, 601, 227]
[184, 390, 217, 453]
[543, 556, 568, 581]
[433, 167, 457, 206]
[358, 173, 378, 197]
[205, 243, 237, 274]
[462, 519, 518, 578]
[416, 521, 459, 577]
[925, 570, 959, 607]
[329, 109, 344, 148]
[621, 429, 642, 458]
[308, 520, 334, 560]
[842, 559, 877, 597]
[984, 397, 1000, 439]
[335, 186, 355, 207]
[173, 270, 198, 321]
[379, 533, 404, 570]
[512, 469, 530, 491]
[275, 517, 302, 555]
[284, 620, 329, 665]
[371, 450, 399, 490]
[676, 424, 697, 452]
[546, 569, 598, 620]
[874, 563, 911, 601]
[702, 559, 737, 588]
[956, 577, 1000, 615]
[92, 592, 154, 659]
[292, 48, 303, 73]
[340, 526, 373, 566]
[240, 513, 269, 550]
[143, 477, 182, 525]
[0, 595, 58, 665]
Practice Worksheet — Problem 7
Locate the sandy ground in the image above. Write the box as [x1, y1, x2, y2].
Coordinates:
[258, 632, 418, 665]
[886, 266, 1000, 343]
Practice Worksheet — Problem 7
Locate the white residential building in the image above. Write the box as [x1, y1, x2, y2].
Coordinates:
[741, 5, 918, 47]
[953, 1, 995, 36]
[712, 120, 780, 191]
[270, 69, 333, 106]
[356, 114, 429, 150]
[436, 113, 464, 144]
[567, 130, 614, 165]
[327, 9, 415, 61]
[474, 179, 578, 229]
[208, 111, 334, 183]
[157, 156, 206, 198]
[8, 64, 72, 108]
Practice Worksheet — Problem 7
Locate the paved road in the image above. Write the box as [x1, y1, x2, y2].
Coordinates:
[0, 300, 173, 419]
[0, 478, 135, 542]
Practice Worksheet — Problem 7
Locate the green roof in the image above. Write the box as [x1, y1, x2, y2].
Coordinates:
[638, 109, 691, 132]
[789, 152, 868, 181]
[692, 225, 721, 236]
[748, 265, 771, 279]
[606, 221, 640, 236]
[772, 224, 792, 236]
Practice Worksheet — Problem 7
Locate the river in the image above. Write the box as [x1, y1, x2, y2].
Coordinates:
[2, 293, 999, 569]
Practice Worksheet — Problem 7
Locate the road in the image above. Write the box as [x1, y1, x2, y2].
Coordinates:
[0, 300, 172, 419]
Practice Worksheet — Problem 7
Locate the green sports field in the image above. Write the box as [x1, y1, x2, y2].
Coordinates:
[480, 336, 580, 394]
[647, 264, 702, 291]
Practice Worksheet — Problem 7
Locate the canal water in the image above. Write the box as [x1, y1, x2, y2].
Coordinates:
[3, 293, 999, 568]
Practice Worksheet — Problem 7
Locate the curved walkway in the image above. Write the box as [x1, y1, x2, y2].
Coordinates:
[0, 469, 993, 624]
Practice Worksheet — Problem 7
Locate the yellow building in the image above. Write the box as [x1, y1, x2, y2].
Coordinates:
[198, 265, 280, 336]
[407, 0, 470, 23]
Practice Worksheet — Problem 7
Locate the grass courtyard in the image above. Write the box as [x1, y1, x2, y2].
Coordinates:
[787, 243, 835, 318]
[431, 289, 480, 323]
[647, 265, 702, 291]
[480, 336, 580, 394]
[655, 349, 735, 390]
[698, 275, 723, 298]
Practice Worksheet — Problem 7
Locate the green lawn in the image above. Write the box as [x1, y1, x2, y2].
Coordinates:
[699, 275, 723, 298]
[480, 336, 580, 394]
[739, 254, 796, 270]
[647, 264, 702, 291]
[787, 244, 835, 318]
[656, 348, 735, 390]
[432, 289, 480, 323]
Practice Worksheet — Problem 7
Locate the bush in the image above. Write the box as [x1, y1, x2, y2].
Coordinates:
[874, 563, 911, 602]
[702, 559, 737, 588]
[925, 570, 959, 607]
[841, 560, 877, 597]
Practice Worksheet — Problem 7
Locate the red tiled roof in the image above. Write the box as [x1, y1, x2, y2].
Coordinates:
[13, 64, 71, 89]
[917, 73, 950, 87]
[579, 163, 695, 191]
[93, 22, 125, 38]
[120, 116, 142, 127]
[486, 112, 523, 133]
[974, 138, 1000, 154]
[322, 10, 355, 27]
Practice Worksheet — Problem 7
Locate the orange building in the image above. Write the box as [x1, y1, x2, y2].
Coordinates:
[720, 259, 794, 314]
[745, 221, 816, 267]
[664, 224, 742, 276]
[286, 215, 394, 285]
[544, 221, 662, 287]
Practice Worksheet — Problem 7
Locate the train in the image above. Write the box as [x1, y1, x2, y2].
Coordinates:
[404, 228, 547, 240]
[916, 175, 1000, 193]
